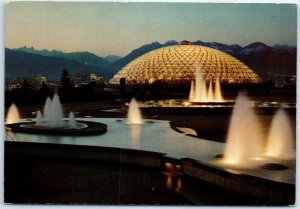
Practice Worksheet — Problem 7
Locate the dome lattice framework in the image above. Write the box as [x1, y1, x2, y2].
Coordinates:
[110, 44, 262, 85]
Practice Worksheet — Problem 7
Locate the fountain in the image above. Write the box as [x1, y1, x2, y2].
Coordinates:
[194, 65, 205, 102]
[68, 112, 77, 128]
[188, 81, 195, 101]
[35, 111, 43, 126]
[220, 91, 295, 168]
[207, 80, 214, 102]
[43, 97, 52, 120]
[265, 108, 295, 159]
[121, 98, 144, 150]
[6, 103, 20, 124]
[127, 98, 144, 124]
[5, 94, 107, 135]
[223, 92, 264, 165]
[214, 77, 224, 102]
[188, 64, 227, 104]
[48, 94, 64, 127]
[200, 81, 208, 102]
[30, 93, 69, 128]
[125, 97, 157, 148]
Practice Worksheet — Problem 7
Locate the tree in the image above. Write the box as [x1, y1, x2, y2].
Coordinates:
[59, 67, 75, 102]
[22, 79, 32, 92]
[60, 67, 72, 87]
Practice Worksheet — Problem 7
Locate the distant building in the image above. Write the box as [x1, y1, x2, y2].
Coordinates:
[74, 73, 83, 87]
[90, 72, 98, 81]
[90, 72, 104, 83]
[267, 72, 296, 88]
[37, 75, 47, 85]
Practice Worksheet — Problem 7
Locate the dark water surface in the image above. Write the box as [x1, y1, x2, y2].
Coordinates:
[5, 156, 264, 205]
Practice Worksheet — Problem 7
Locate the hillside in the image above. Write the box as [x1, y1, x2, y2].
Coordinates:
[5, 48, 114, 80]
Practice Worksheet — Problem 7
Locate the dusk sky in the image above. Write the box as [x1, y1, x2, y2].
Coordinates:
[5, 2, 297, 57]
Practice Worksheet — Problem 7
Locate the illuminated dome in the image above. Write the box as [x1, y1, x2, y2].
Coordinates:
[110, 42, 261, 85]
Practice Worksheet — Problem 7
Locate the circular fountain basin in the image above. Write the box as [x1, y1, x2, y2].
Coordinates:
[5, 120, 107, 136]
[21, 121, 88, 129]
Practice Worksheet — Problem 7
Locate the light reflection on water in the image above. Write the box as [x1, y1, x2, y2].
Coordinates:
[166, 173, 172, 189]
[130, 124, 141, 149]
[141, 99, 234, 108]
[165, 173, 182, 193]
[176, 176, 182, 192]
[140, 99, 296, 109]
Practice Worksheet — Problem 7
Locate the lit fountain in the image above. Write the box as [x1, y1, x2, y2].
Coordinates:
[48, 94, 64, 127]
[123, 97, 155, 148]
[190, 64, 208, 102]
[207, 80, 214, 102]
[210, 92, 295, 203]
[27, 93, 77, 128]
[140, 65, 234, 108]
[193, 65, 206, 102]
[214, 77, 223, 102]
[125, 98, 145, 150]
[68, 112, 77, 128]
[126, 98, 144, 124]
[5, 93, 107, 135]
[38, 93, 66, 128]
[188, 64, 227, 105]
[223, 92, 264, 165]
[200, 81, 208, 102]
[265, 108, 295, 159]
[43, 97, 52, 120]
[188, 81, 195, 101]
[6, 103, 20, 124]
[35, 111, 43, 126]
[219, 92, 295, 169]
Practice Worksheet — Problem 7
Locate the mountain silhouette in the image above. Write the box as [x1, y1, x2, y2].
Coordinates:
[5, 48, 114, 80]
[6, 40, 296, 82]
[16, 46, 111, 68]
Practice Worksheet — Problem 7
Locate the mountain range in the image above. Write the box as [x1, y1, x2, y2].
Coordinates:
[5, 40, 296, 82]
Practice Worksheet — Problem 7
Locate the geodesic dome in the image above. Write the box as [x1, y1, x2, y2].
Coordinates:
[110, 43, 261, 85]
